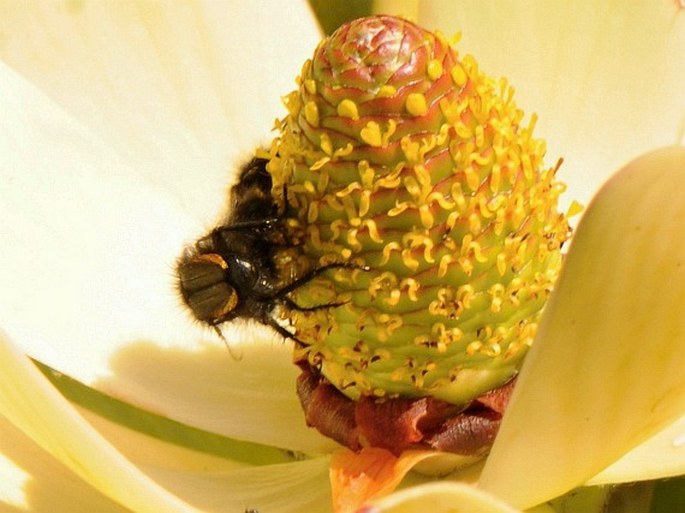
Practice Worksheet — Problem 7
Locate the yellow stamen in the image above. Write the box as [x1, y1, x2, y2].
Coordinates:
[337, 99, 360, 120]
[377, 85, 396, 97]
[304, 100, 319, 127]
[304, 78, 317, 95]
[406, 93, 429, 117]
[450, 64, 467, 87]
[427, 59, 443, 81]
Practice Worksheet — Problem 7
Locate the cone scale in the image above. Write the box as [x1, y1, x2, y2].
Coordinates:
[265, 16, 571, 453]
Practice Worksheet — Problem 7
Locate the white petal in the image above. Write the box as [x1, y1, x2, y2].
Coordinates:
[74, 393, 334, 512]
[588, 412, 685, 485]
[0, 0, 321, 217]
[142, 457, 332, 513]
[0, 2, 327, 455]
[0, 0, 324, 392]
[96, 332, 340, 454]
[1, 328, 333, 512]
[0, 328, 201, 512]
[363, 482, 520, 513]
[0, 64, 201, 383]
[36, 353, 298, 469]
[1, 76, 328, 446]
[479, 147, 685, 507]
[0, 414, 128, 512]
[413, 1, 685, 207]
[1, 1, 329, 448]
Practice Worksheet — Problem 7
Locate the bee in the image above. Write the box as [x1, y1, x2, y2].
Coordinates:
[176, 156, 360, 342]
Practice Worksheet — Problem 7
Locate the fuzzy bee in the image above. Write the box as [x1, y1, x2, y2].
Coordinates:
[176, 156, 360, 342]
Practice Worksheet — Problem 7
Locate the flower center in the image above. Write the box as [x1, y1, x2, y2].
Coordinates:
[265, 16, 572, 411]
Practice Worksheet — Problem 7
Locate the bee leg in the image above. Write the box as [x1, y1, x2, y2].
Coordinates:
[273, 262, 370, 298]
[266, 318, 296, 339]
[270, 262, 370, 344]
[280, 296, 347, 312]
[265, 317, 309, 346]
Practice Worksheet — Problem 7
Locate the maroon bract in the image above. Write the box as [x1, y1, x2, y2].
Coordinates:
[297, 363, 515, 456]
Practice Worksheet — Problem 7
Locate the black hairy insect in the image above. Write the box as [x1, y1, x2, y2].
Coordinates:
[176, 156, 361, 342]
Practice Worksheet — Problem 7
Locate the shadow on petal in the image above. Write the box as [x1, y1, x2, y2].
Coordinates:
[95, 330, 340, 455]
[143, 457, 332, 513]
[0, 415, 129, 513]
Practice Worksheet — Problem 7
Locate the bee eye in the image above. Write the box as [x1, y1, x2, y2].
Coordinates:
[177, 253, 239, 322]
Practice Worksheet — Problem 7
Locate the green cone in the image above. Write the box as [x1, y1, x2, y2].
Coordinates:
[266, 15, 572, 406]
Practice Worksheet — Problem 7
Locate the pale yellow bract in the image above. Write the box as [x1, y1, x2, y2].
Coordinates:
[0, 1, 684, 512]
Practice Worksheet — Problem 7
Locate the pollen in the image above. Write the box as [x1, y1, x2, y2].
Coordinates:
[378, 85, 397, 97]
[380, 242, 401, 265]
[567, 200, 584, 218]
[360, 121, 383, 147]
[401, 249, 420, 271]
[337, 99, 360, 120]
[401, 278, 421, 301]
[451, 64, 467, 87]
[319, 133, 333, 155]
[364, 219, 383, 243]
[406, 93, 429, 117]
[427, 59, 443, 81]
[304, 100, 319, 127]
[304, 78, 317, 95]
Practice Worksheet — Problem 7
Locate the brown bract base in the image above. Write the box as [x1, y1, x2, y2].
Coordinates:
[296, 362, 516, 457]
